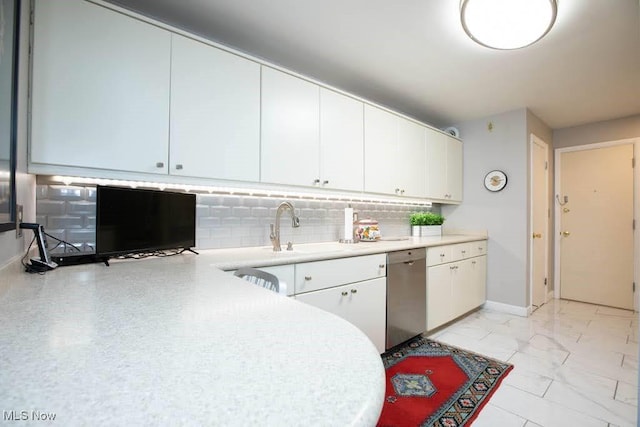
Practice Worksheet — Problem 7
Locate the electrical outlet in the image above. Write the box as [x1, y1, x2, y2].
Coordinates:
[15, 204, 23, 238]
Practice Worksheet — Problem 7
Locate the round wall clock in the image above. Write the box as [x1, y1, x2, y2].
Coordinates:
[484, 170, 507, 192]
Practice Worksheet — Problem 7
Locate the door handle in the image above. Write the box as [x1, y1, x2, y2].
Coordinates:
[561, 231, 571, 237]
[532, 233, 542, 238]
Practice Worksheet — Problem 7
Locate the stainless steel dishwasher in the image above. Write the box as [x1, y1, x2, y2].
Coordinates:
[386, 248, 426, 349]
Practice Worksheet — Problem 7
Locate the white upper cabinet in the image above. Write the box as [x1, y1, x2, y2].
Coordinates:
[319, 89, 364, 192]
[364, 105, 398, 195]
[31, 0, 171, 174]
[169, 34, 260, 181]
[364, 105, 427, 197]
[261, 67, 320, 187]
[397, 118, 426, 198]
[426, 130, 462, 202]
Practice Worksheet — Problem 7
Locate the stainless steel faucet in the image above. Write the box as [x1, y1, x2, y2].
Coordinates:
[270, 201, 300, 252]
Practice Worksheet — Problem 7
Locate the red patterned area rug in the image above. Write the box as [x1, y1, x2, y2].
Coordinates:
[377, 335, 513, 427]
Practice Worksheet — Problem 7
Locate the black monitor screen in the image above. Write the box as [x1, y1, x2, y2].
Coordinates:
[96, 186, 196, 257]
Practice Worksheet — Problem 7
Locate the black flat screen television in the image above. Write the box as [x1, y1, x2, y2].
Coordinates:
[96, 186, 196, 258]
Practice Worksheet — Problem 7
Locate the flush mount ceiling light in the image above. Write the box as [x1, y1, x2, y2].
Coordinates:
[460, 0, 557, 50]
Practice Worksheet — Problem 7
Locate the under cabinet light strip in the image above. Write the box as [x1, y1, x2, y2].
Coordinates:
[49, 176, 433, 207]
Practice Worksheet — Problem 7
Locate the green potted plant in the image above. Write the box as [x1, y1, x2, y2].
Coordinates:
[410, 212, 424, 237]
[421, 212, 445, 236]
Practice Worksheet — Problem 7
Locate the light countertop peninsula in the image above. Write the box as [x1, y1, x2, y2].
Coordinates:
[0, 234, 485, 425]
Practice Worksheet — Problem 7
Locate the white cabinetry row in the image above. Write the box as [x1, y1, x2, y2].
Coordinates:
[30, 0, 462, 203]
[232, 254, 387, 353]
[426, 242, 487, 330]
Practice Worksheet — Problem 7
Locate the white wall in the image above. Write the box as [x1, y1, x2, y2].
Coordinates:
[554, 114, 640, 148]
[442, 108, 529, 308]
[0, 1, 36, 269]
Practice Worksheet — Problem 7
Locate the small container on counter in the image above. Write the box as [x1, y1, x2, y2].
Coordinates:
[354, 218, 381, 242]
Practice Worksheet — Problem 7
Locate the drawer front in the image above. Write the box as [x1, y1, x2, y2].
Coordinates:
[450, 243, 471, 261]
[471, 240, 487, 257]
[294, 253, 387, 294]
[426, 246, 452, 266]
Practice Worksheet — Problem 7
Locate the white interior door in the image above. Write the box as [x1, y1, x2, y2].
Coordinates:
[559, 144, 634, 309]
[531, 135, 549, 310]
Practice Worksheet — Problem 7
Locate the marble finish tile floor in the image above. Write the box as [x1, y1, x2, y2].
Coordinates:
[429, 299, 638, 427]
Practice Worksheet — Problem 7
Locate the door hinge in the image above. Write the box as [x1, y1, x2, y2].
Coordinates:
[634, 282, 636, 292]
[544, 278, 547, 286]
[633, 158, 635, 168]
[633, 219, 636, 230]
[545, 161, 548, 170]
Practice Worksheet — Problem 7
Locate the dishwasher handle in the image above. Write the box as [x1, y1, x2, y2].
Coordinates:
[405, 260, 415, 266]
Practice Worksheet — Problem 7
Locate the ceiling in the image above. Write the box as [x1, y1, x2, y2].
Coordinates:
[105, 0, 640, 130]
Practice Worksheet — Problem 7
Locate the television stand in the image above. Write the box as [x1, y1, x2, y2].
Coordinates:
[178, 248, 199, 255]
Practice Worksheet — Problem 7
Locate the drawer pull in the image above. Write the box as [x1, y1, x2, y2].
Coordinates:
[341, 291, 348, 296]
[461, 250, 466, 254]
[156, 162, 164, 168]
[379, 264, 385, 269]
[304, 276, 312, 281]
[440, 253, 445, 257]
[351, 289, 357, 294]
[472, 261, 476, 265]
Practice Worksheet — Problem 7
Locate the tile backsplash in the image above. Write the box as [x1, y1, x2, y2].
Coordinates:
[35, 182, 437, 254]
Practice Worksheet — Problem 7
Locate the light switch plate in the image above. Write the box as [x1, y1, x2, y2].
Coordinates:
[15, 204, 23, 238]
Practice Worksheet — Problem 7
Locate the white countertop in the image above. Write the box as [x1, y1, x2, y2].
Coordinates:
[0, 234, 485, 425]
[208, 234, 487, 270]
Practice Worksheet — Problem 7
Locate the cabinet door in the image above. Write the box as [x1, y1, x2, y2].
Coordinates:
[397, 118, 426, 197]
[31, 0, 170, 174]
[170, 35, 260, 181]
[426, 264, 452, 330]
[470, 256, 487, 308]
[345, 277, 386, 353]
[261, 67, 320, 186]
[425, 130, 448, 200]
[319, 89, 364, 192]
[446, 137, 463, 202]
[296, 278, 386, 353]
[363, 105, 397, 195]
[451, 260, 475, 316]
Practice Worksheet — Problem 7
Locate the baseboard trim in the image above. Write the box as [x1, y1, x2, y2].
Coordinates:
[483, 300, 529, 317]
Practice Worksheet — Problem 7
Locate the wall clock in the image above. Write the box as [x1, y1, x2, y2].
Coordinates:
[484, 170, 507, 192]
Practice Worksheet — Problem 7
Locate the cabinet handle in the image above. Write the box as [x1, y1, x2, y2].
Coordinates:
[175, 164, 183, 170]
[323, 180, 329, 185]
[401, 189, 405, 195]
[379, 264, 385, 269]
[304, 276, 312, 281]
[313, 179, 320, 185]
[341, 291, 348, 296]
[351, 289, 357, 294]
[450, 266, 455, 270]
[395, 188, 400, 194]
[472, 261, 476, 265]
[156, 162, 164, 168]
[461, 250, 466, 254]
[440, 253, 445, 258]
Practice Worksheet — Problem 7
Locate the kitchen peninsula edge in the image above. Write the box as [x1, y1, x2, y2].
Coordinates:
[0, 234, 485, 425]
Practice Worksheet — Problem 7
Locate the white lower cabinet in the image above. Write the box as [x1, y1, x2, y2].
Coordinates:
[295, 277, 387, 353]
[427, 244, 487, 331]
[293, 254, 387, 353]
